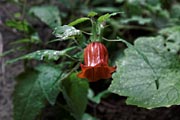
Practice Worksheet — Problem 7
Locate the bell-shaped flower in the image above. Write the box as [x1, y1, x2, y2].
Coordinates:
[77, 42, 116, 82]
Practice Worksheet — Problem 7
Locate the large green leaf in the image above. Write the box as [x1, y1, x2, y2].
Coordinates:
[13, 64, 62, 120]
[6, 47, 75, 64]
[14, 69, 44, 120]
[109, 35, 180, 108]
[29, 6, 61, 28]
[35, 65, 63, 105]
[61, 73, 89, 120]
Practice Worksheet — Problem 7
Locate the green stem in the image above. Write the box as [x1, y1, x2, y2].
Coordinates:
[90, 18, 105, 42]
[90, 18, 98, 42]
[97, 23, 104, 42]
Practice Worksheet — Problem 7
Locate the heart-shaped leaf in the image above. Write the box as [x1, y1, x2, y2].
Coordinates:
[109, 35, 180, 108]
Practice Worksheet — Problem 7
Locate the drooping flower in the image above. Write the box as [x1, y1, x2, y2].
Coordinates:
[77, 42, 116, 82]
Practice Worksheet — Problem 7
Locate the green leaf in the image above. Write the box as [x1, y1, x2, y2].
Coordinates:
[5, 20, 30, 33]
[6, 47, 76, 64]
[171, 4, 180, 19]
[97, 13, 110, 23]
[120, 16, 152, 25]
[109, 36, 180, 108]
[13, 69, 45, 120]
[13, 64, 63, 120]
[35, 65, 63, 105]
[116, 0, 124, 3]
[29, 6, 61, 28]
[88, 11, 98, 17]
[61, 73, 89, 120]
[10, 33, 41, 45]
[88, 89, 110, 104]
[95, 7, 120, 13]
[68, 17, 90, 26]
[53, 25, 81, 40]
[97, 12, 120, 23]
[159, 26, 180, 36]
[159, 28, 180, 53]
[165, 31, 180, 53]
[82, 113, 97, 120]
[0, 47, 22, 57]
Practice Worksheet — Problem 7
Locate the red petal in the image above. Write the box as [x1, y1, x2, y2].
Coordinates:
[77, 63, 116, 82]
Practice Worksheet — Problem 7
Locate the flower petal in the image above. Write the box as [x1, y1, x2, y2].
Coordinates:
[77, 64, 116, 82]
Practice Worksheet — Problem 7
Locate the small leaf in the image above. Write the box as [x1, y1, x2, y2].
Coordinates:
[68, 17, 90, 26]
[53, 25, 81, 40]
[61, 73, 89, 120]
[97, 12, 120, 23]
[11, 33, 41, 45]
[5, 20, 30, 33]
[88, 89, 110, 104]
[82, 113, 97, 120]
[97, 13, 110, 23]
[88, 11, 98, 17]
[29, 6, 61, 28]
[109, 36, 180, 108]
[6, 47, 76, 64]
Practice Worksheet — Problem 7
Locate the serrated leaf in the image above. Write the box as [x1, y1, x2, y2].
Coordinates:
[29, 6, 61, 28]
[13, 64, 63, 120]
[109, 36, 180, 108]
[53, 25, 81, 40]
[61, 73, 89, 120]
[68, 17, 90, 26]
[6, 47, 75, 64]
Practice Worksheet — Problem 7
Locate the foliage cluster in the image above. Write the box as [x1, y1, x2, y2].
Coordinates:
[1, 0, 180, 119]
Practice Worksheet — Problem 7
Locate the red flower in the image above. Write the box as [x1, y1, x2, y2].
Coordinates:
[77, 42, 116, 82]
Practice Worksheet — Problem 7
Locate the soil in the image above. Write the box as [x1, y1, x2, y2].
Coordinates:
[88, 95, 180, 120]
[1, 1, 180, 120]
